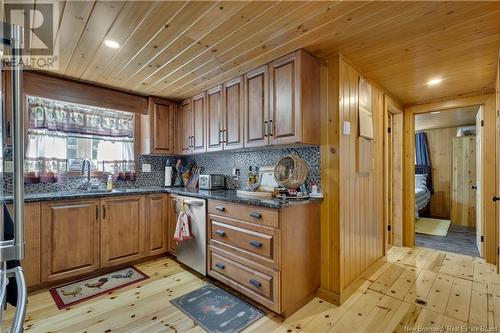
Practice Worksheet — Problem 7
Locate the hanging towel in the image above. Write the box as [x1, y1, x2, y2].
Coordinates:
[173, 201, 192, 244]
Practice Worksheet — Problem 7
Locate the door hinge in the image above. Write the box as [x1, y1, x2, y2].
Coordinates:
[387, 127, 391, 133]
[388, 225, 391, 231]
[481, 120, 484, 127]
[481, 235, 484, 242]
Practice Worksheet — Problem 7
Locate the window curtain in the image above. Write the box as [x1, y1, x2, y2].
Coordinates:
[28, 96, 134, 138]
[415, 132, 433, 193]
[25, 96, 135, 183]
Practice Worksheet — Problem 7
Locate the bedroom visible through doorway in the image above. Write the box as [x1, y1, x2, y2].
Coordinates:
[413, 105, 483, 257]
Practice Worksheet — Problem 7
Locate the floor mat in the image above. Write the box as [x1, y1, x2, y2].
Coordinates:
[415, 217, 451, 236]
[49, 266, 149, 309]
[170, 284, 264, 333]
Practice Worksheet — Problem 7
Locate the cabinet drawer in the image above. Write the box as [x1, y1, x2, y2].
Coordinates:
[210, 221, 273, 257]
[209, 251, 275, 301]
[208, 200, 278, 228]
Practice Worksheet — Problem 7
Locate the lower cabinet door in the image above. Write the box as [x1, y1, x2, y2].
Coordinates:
[147, 194, 168, 256]
[101, 196, 146, 267]
[8, 202, 41, 287]
[167, 194, 177, 255]
[41, 199, 100, 282]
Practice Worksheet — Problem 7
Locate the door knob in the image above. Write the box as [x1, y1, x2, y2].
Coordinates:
[471, 185, 477, 190]
[493, 196, 500, 202]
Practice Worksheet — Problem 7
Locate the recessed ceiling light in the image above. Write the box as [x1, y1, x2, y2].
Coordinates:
[427, 78, 443, 86]
[430, 111, 441, 114]
[104, 39, 120, 49]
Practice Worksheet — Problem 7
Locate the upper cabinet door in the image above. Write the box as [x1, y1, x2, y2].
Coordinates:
[244, 65, 269, 148]
[269, 51, 301, 145]
[192, 93, 207, 153]
[223, 77, 244, 150]
[149, 97, 176, 154]
[206, 86, 223, 152]
[179, 99, 193, 155]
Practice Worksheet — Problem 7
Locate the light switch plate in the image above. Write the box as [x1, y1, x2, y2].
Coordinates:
[142, 163, 151, 173]
[4, 160, 13, 173]
[343, 121, 351, 135]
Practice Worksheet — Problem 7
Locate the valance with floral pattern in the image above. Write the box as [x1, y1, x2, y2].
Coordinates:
[28, 96, 134, 138]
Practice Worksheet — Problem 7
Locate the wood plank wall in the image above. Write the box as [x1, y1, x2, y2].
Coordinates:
[319, 54, 390, 304]
[419, 127, 460, 219]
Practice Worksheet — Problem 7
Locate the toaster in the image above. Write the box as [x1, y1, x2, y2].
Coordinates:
[199, 174, 226, 190]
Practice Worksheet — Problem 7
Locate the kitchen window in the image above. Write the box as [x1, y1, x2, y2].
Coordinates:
[25, 96, 135, 182]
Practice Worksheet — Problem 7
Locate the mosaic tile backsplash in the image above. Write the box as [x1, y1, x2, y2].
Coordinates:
[185, 146, 320, 191]
[2, 146, 320, 194]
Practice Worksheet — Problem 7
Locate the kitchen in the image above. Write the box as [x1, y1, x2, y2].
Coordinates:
[2, 1, 500, 332]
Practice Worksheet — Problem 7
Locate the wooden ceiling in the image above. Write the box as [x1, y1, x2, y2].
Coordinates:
[415, 105, 480, 131]
[6, 1, 500, 105]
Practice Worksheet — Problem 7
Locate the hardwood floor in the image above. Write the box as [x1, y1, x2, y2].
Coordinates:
[7, 247, 499, 332]
[416, 224, 480, 258]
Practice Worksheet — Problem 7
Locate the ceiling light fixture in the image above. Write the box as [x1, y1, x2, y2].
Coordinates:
[104, 39, 120, 49]
[427, 78, 443, 86]
[430, 111, 441, 115]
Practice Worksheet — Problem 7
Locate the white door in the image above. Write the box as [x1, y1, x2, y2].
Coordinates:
[476, 107, 484, 257]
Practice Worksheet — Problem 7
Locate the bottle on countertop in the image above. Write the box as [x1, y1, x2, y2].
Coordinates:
[107, 175, 113, 191]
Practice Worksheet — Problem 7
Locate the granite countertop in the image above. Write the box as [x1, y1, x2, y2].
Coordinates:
[1, 187, 321, 209]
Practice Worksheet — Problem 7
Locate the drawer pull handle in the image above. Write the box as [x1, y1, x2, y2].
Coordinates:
[249, 279, 261, 288]
[215, 230, 226, 236]
[249, 212, 262, 219]
[215, 206, 225, 212]
[215, 263, 225, 270]
[249, 240, 262, 248]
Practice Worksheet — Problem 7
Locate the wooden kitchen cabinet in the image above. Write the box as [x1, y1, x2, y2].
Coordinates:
[141, 97, 176, 155]
[222, 76, 244, 150]
[192, 92, 207, 153]
[146, 194, 168, 256]
[7, 202, 41, 287]
[178, 99, 193, 155]
[206, 85, 224, 152]
[207, 199, 320, 317]
[269, 50, 320, 145]
[244, 65, 269, 148]
[41, 199, 100, 282]
[166, 194, 177, 255]
[101, 196, 146, 267]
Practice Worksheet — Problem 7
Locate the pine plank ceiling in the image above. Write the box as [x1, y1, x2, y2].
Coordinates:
[10, 1, 500, 106]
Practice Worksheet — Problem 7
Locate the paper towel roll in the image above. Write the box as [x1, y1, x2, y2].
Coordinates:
[164, 166, 173, 187]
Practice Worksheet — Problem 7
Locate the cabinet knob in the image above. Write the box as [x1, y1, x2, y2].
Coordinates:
[215, 230, 226, 236]
[249, 279, 261, 288]
[215, 263, 225, 270]
[249, 240, 262, 248]
[249, 212, 262, 219]
[264, 121, 268, 137]
[215, 206, 225, 212]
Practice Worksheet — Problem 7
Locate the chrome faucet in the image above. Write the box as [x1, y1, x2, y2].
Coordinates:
[81, 158, 92, 191]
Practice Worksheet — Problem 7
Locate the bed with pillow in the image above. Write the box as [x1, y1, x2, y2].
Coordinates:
[415, 171, 431, 218]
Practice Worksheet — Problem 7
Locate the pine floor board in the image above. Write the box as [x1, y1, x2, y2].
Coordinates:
[5, 246, 498, 333]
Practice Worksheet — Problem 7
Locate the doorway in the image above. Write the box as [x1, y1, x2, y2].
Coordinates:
[413, 105, 483, 257]
[384, 97, 403, 253]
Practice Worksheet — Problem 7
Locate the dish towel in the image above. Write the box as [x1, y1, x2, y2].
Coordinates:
[174, 201, 192, 244]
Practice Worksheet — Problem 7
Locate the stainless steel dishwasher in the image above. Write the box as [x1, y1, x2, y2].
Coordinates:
[174, 195, 207, 275]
